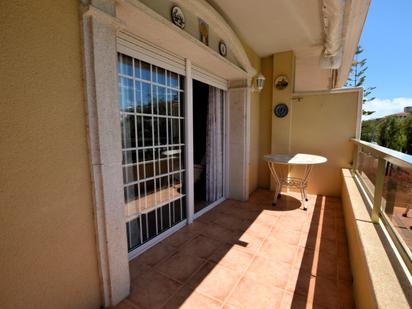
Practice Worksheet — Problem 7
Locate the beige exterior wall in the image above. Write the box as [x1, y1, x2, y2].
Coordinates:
[0, 0, 363, 307]
[289, 91, 359, 196]
[257, 51, 360, 196]
[0, 1, 101, 308]
[137, 0, 241, 68]
[271, 51, 295, 155]
[341, 170, 376, 309]
[257, 56, 273, 189]
[243, 44, 262, 195]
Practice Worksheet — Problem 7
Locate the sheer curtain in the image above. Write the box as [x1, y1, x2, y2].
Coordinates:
[206, 86, 224, 202]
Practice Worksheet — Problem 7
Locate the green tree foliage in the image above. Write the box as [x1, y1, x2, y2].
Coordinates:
[361, 114, 412, 154]
[377, 117, 404, 151]
[345, 46, 376, 115]
[361, 119, 378, 142]
[403, 115, 412, 154]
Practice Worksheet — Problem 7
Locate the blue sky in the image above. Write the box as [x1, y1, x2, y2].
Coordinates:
[359, 0, 412, 119]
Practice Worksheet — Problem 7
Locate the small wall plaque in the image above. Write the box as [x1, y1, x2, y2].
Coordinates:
[274, 103, 289, 118]
[198, 18, 209, 45]
[274, 75, 289, 90]
[171, 6, 185, 29]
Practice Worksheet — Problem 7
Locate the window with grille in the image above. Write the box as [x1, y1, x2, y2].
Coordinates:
[118, 53, 186, 252]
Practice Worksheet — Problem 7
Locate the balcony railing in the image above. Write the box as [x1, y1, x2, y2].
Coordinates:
[351, 138, 412, 271]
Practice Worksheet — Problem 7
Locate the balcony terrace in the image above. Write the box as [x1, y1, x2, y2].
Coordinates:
[6, 1, 412, 308]
[115, 190, 352, 309]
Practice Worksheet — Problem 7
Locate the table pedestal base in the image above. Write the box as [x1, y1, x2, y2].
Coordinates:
[267, 163, 312, 211]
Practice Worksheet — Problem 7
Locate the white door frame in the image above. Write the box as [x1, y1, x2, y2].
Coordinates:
[117, 34, 229, 258]
[184, 59, 195, 224]
[81, 1, 253, 306]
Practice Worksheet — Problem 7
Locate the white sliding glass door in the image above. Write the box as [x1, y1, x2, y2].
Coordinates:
[193, 80, 226, 214]
[118, 53, 186, 252]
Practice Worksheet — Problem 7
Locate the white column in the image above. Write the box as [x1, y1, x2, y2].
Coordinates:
[81, 2, 129, 306]
[227, 79, 251, 201]
[185, 59, 195, 223]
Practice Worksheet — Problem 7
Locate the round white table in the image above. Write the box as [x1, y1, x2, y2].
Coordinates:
[264, 153, 327, 210]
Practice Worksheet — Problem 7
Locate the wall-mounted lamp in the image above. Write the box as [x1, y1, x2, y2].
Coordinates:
[252, 73, 265, 92]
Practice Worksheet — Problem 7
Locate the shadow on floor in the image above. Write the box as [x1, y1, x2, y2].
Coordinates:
[289, 195, 354, 308]
[115, 190, 354, 309]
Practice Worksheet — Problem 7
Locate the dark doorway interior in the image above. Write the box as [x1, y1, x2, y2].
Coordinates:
[193, 80, 209, 212]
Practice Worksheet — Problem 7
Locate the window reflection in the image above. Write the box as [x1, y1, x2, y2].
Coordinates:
[118, 53, 186, 251]
[119, 77, 134, 112]
[120, 114, 135, 148]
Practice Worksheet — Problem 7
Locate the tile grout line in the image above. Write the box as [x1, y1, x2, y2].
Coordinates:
[219, 199, 284, 308]
[126, 194, 351, 309]
[156, 258, 210, 308]
[139, 225, 214, 308]
[282, 196, 317, 306]
[278, 196, 315, 307]
[286, 196, 346, 308]
[157, 231, 252, 308]
[156, 216, 245, 308]
[155, 220, 230, 308]
[304, 197, 325, 307]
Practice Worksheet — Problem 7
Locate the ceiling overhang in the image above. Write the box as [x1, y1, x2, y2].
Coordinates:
[336, 0, 371, 88]
[210, 0, 370, 91]
[116, 0, 256, 80]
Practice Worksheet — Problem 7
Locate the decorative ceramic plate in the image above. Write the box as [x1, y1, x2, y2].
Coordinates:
[274, 75, 289, 90]
[219, 40, 227, 57]
[274, 103, 289, 118]
[171, 6, 185, 29]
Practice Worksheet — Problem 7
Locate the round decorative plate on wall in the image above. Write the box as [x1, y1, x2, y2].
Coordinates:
[219, 40, 227, 57]
[274, 103, 289, 118]
[274, 75, 289, 90]
[171, 6, 185, 29]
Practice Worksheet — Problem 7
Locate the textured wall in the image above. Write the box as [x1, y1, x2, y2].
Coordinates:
[0, 1, 101, 308]
[258, 51, 360, 196]
[289, 91, 359, 196]
[138, 0, 241, 67]
[257, 56, 273, 189]
[243, 43, 261, 195]
[341, 170, 376, 309]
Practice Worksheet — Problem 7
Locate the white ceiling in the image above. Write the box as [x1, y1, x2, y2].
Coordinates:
[209, 0, 369, 91]
[210, 0, 324, 57]
[210, 0, 334, 91]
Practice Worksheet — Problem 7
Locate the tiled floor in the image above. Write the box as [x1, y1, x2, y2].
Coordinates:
[390, 206, 412, 251]
[115, 190, 354, 309]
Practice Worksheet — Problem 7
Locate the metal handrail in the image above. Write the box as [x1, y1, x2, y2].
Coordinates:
[352, 138, 412, 172]
[351, 138, 412, 271]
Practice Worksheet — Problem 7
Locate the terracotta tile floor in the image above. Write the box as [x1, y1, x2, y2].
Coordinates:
[115, 190, 354, 309]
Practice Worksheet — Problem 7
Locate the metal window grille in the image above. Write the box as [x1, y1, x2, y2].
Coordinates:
[118, 53, 186, 252]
